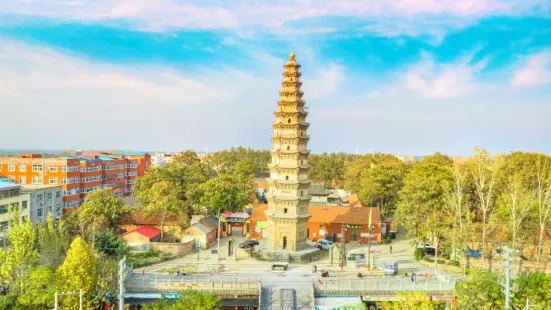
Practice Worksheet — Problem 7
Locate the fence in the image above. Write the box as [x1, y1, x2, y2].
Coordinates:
[315, 277, 456, 295]
[126, 275, 260, 293]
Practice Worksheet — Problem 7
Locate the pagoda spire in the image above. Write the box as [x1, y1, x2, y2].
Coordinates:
[265, 52, 312, 252]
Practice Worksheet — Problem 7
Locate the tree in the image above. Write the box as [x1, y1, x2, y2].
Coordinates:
[497, 174, 534, 251]
[343, 153, 402, 194]
[308, 152, 354, 189]
[207, 147, 270, 178]
[357, 161, 406, 217]
[384, 292, 440, 310]
[200, 174, 250, 215]
[442, 162, 472, 273]
[96, 230, 128, 257]
[466, 147, 503, 267]
[0, 212, 38, 295]
[37, 213, 71, 267]
[142, 291, 221, 310]
[422, 152, 454, 167]
[455, 268, 504, 310]
[56, 237, 97, 310]
[396, 161, 453, 241]
[513, 271, 551, 309]
[533, 155, 551, 266]
[15, 266, 57, 310]
[78, 188, 129, 230]
[136, 176, 181, 241]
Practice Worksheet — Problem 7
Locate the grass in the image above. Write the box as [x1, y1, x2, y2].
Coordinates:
[126, 248, 177, 268]
[156, 266, 198, 274]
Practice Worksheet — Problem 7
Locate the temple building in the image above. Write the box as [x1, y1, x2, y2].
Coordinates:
[264, 52, 312, 252]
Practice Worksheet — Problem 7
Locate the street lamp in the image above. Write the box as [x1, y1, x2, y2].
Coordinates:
[367, 225, 374, 270]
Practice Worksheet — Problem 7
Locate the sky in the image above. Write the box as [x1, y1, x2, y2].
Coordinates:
[0, 0, 550, 156]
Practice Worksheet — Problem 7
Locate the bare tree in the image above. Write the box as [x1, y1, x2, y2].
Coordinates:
[442, 162, 470, 274]
[467, 147, 503, 268]
[499, 174, 534, 251]
[535, 156, 551, 266]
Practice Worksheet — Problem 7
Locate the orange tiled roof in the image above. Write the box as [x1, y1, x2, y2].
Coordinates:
[251, 204, 268, 221]
[343, 194, 360, 206]
[308, 205, 381, 225]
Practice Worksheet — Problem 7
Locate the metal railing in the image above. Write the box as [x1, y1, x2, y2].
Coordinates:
[126, 275, 260, 293]
[315, 277, 456, 294]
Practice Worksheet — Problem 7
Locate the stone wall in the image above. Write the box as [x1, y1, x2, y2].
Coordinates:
[151, 240, 194, 256]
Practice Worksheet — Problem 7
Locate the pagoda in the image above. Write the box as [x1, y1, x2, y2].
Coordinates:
[265, 52, 312, 252]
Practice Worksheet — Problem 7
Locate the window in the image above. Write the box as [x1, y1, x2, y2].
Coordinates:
[285, 176, 289, 180]
[47, 193, 52, 200]
[0, 221, 8, 230]
[19, 176, 26, 184]
[11, 202, 19, 208]
[37, 208, 43, 218]
[32, 164, 43, 172]
[288, 118, 291, 123]
[8, 164, 15, 171]
[19, 165, 26, 172]
[61, 166, 67, 172]
[47, 206, 52, 214]
[49, 166, 58, 172]
[0, 205, 7, 214]
[37, 194, 43, 202]
[49, 177, 57, 184]
[7, 176, 15, 183]
[287, 146, 290, 151]
[284, 208, 288, 213]
[22, 201, 27, 209]
[300, 191, 304, 196]
[55, 191, 61, 198]
[61, 178, 67, 184]
[301, 132, 303, 136]
[32, 177, 43, 184]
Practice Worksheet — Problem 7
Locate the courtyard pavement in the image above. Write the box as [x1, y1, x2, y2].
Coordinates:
[141, 229, 461, 279]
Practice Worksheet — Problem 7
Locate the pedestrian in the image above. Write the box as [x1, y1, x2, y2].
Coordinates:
[412, 272, 417, 282]
[314, 265, 317, 273]
[424, 272, 428, 280]
[141, 268, 145, 280]
[390, 245, 392, 254]
[177, 269, 181, 276]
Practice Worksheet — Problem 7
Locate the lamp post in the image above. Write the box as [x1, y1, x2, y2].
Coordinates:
[367, 225, 374, 270]
[340, 223, 348, 271]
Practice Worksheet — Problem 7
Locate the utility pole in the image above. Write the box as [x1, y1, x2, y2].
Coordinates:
[118, 256, 128, 310]
[340, 223, 347, 271]
[217, 210, 221, 272]
[54, 291, 84, 310]
[499, 246, 517, 310]
[366, 226, 373, 270]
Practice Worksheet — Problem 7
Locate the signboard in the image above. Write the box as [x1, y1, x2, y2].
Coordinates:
[227, 217, 245, 222]
[363, 295, 404, 301]
[319, 229, 326, 236]
[161, 293, 181, 299]
[346, 224, 362, 229]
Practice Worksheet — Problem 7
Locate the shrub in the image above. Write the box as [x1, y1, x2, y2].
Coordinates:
[382, 232, 392, 245]
[449, 259, 460, 267]
[414, 248, 426, 261]
[423, 256, 434, 263]
[437, 259, 446, 264]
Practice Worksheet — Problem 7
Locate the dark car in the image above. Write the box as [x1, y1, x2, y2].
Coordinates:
[238, 239, 259, 248]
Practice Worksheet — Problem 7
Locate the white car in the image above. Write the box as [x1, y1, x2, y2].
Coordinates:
[416, 242, 435, 249]
[316, 240, 333, 250]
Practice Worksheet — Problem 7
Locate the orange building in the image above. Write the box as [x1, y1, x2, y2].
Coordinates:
[0, 154, 81, 208]
[111, 152, 151, 176]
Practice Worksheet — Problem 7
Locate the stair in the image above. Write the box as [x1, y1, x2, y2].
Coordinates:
[259, 283, 314, 310]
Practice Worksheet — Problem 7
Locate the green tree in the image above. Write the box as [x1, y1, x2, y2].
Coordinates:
[96, 230, 128, 257]
[466, 147, 503, 266]
[15, 266, 57, 310]
[135, 173, 181, 241]
[207, 147, 270, 177]
[0, 212, 38, 295]
[142, 290, 221, 310]
[200, 174, 250, 215]
[396, 161, 453, 240]
[422, 152, 454, 167]
[56, 237, 97, 310]
[308, 152, 354, 189]
[343, 153, 402, 194]
[513, 271, 551, 309]
[79, 188, 129, 230]
[455, 268, 504, 310]
[384, 292, 441, 310]
[357, 161, 406, 217]
[37, 213, 71, 267]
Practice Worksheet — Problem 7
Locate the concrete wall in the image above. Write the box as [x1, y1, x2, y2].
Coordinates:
[151, 240, 194, 256]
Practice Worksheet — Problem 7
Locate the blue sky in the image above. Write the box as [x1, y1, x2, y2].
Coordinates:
[1, 0, 550, 155]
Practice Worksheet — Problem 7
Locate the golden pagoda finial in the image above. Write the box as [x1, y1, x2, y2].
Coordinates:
[289, 52, 295, 60]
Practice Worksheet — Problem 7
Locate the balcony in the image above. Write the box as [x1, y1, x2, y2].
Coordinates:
[126, 172, 138, 177]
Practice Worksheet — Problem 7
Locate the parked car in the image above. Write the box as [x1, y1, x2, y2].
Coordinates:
[238, 239, 259, 248]
[316, 239, 333, 250]
[465, 248, 482, 258]
[388, 231, 397, 239]
[384, 261, 399, 276]
[416, 242, 435, 249]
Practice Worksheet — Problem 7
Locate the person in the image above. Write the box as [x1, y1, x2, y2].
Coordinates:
[176, 269, 181, 276]
[141, 268, 145, 280]
[424, 272, 428, 280]
[357, 272, 363, 278]
[412, 272, 417, 282]
[314, 265, 317, 273]
[390, 245, 392, 254]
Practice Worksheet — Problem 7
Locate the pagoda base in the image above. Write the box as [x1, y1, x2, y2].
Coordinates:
[258, 246, 322, 263]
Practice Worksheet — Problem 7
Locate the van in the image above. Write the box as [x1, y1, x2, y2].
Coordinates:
[384, 261, 398, 276]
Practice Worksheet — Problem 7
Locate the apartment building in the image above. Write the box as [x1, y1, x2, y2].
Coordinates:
[0, 179, 62, 240]
[0, 153, 139, 209]
[0, 154, 81, 209]
[111, 151, 151, 176]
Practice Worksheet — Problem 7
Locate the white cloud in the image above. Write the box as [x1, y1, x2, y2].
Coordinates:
[303, 63, 345, 100]
[400, 53, 487, 98]
[511, 51, 551, 87]
[0, 0, 544, 35]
